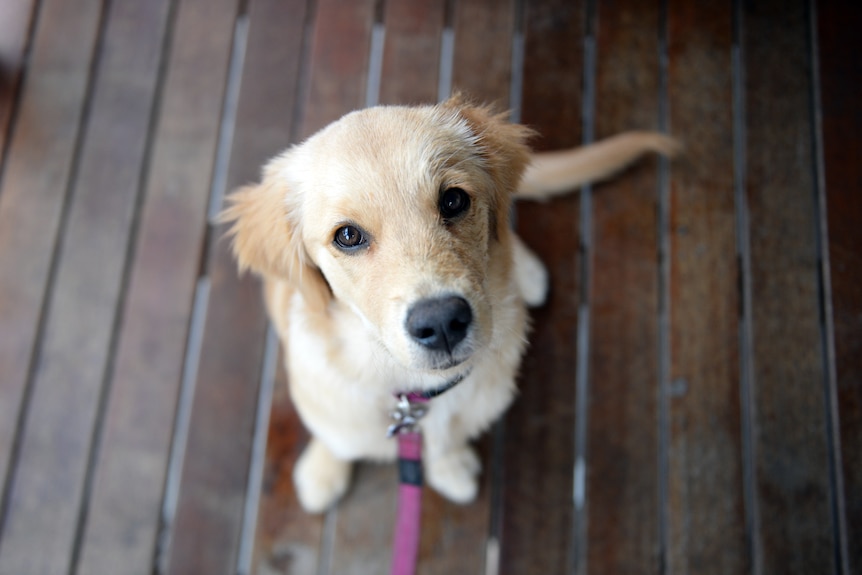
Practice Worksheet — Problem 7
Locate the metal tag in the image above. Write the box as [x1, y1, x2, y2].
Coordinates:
[387, 395, 428, 437]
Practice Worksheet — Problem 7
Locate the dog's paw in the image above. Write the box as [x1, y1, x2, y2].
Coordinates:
[293, 439, 352, 513]
[426, 445, 481, 504]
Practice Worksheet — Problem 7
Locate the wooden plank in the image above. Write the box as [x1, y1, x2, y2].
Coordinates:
[54, 0, 239, 573]
[0, 0, 103, 561]
[165, 1, 312, 573]
[586, 1, 662, 572]
[503, 1, 583, 573]
[0, 1, 173, 574]
[233, 2, 329, 573]
[818, 1, 862, 569]
[451, 0, 516, 105]
[252, 350, 321, 574]
[415, 481, 489, 575]
[0, 0, 38, 161]
[300, 0, 376, 138]
[744, 0, 837, 571]
[329, 462, 398, 575]
[665, 2, 747, 572]
[378, 0, 445, 105]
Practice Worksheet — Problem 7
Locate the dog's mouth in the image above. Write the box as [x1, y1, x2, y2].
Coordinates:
[424, 352, 470, 371]
[399, 367, 473, 401]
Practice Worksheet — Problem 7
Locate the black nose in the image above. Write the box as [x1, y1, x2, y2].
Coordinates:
[406, 296, 473, 353]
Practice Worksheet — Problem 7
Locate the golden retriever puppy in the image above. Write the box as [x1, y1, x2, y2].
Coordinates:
[222, 96, 677, 512]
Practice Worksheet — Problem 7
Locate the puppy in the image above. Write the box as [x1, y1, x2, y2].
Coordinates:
[222, 95, 677, 512]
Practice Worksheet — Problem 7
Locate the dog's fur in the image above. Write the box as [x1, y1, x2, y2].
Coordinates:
[222, 96, 678, 512]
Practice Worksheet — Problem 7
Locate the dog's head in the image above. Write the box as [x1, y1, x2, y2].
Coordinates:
[222, 96, 533, 374]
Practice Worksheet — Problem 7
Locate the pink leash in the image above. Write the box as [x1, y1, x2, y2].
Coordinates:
[387, 373, 467, 574]
[388, 394, 429, 575]
[391, 430, 423, 575]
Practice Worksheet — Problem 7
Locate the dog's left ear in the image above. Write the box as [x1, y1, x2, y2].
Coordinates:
[441, 95, 535, 236]
[219, 165, 331, 312]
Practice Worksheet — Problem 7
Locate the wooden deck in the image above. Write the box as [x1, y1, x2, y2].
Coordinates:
[0, 0, 859, 573]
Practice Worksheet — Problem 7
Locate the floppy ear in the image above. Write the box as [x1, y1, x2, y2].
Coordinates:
[441, 94, 535, 238]
[220, 172, 331, 312]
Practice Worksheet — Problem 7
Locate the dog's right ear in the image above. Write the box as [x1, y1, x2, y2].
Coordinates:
[220, 174, 331, 312]
[221, 181, 294, 277]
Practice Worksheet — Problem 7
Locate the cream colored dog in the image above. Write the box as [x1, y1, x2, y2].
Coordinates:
[222, 96, 677, 512]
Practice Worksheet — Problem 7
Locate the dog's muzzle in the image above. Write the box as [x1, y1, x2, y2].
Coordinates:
[405, 296, 473, 358]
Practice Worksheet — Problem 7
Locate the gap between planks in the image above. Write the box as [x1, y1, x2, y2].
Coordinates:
[731, 1, 762, 573]
[236, 326, 280, 575]
[485, 4, 527, 575]
[0, 0, 112, 555]
[572, 1, 597, 573]
[68, 0, 184, 571]
[806, 0, 850, 570]
[156, 8, 250, 573]
[656, 0, 671, 571]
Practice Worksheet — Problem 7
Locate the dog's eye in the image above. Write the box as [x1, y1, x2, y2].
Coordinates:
[439, 187, 471, 221]
[334, 225, 367, 251]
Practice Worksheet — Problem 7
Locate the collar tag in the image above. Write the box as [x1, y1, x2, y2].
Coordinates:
[387, 395, 428, 437]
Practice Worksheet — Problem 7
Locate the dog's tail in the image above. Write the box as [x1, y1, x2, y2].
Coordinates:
[517, 131, 681, 199]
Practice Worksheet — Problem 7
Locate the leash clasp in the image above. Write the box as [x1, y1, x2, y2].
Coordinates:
[387, 395, 427, 437]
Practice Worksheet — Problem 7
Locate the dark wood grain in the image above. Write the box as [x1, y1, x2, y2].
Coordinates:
[378, 0, 445, 106]
[252, 349, 322, 574]
[166, 1, 310, 574]
[223, 0, 311, 192]
[0, 0, 37, 163]
[451, 0, 516, 105]
[503, 1, 583, 573]
[0, 1, 103, 571]
[37, 0, 240, 573]
[329, 463, 398, 575]
[221, 2, 331, 574]
[0, 1, 173, 574]
[587, 1, 662, 572]
[818, 0, 862, 569]
[300, 0, 376, 138]
[417, 477, 490, 575]
[744, 0, 837, 571]
[665, 2, 747, 573]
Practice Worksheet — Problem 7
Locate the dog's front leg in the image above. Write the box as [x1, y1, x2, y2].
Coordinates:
[293, 437, 353, 513]
[422, 430, 482, 504]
